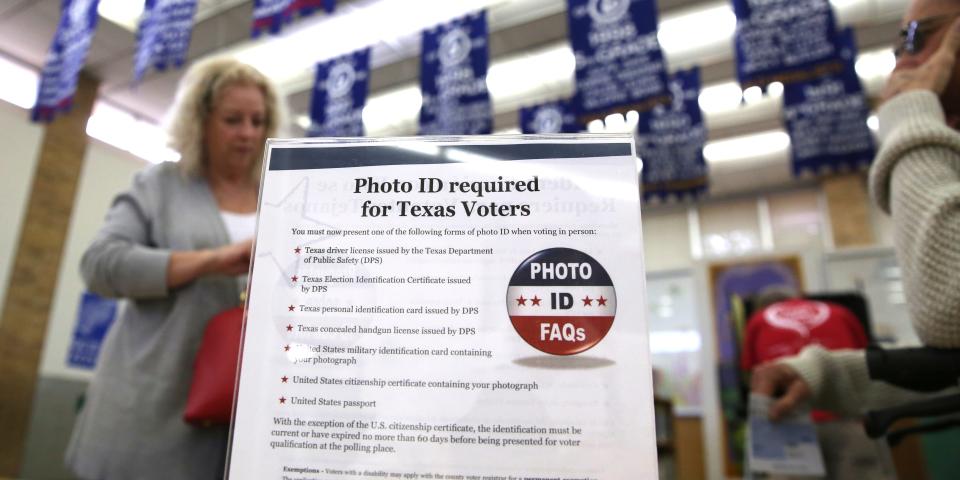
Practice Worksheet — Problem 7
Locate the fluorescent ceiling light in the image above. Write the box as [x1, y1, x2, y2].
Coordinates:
[656, 0, 885, 59]
[486, 44, 575, 102]
[361, 85, 422, 133]
[698, 82, 743, 114]
[604, 113, 627, 132]
[86, 102, 180, 164]
[767, 81, 784, 97]
[0, 55, 38, 109]
[657, 4, 736, 57]
[855, 50, 896, 80]
[742, 85, 763, 103]
[98, 0, 144, 31]
[703, 130, 790, 163]
[296, 114, 311, 130]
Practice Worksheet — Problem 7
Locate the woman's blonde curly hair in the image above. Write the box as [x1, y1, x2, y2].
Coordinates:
[166, 56, 285, 182]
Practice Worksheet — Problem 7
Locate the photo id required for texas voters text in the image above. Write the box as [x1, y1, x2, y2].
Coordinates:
[226, 135, 657, 480]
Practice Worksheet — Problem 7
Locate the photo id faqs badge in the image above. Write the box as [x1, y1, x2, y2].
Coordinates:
[507, 247, 616, 355]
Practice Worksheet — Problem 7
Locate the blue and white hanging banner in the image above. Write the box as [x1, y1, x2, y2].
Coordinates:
[134, 0, 198, 83]
[519, 100, 580, 134]
[418, 12, 492, 135]
[307, 48, 370, 137]
[251, 0, 336, 37]
[636, 67, 708, 202]
[733, 0, 841, 89]
[567, 0, 669, 119]
[32, 0, 101, 123]
[783, 28, 875, 177]
[67, 292, 118, 369]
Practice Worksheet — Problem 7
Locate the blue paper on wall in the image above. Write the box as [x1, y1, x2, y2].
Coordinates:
[33, 0, 101, 122]
[732, 0, 840, 88]
[418, 12, 492, 135]
[519, 100, 580, 134]
[566, 0, 669, 118]
[636, 67, 708, 202]
[251, 0, 335, 37]
[307, 48, 370, 137]
[783, 29, 875, 176]
[68, 292, 118, 369]
[134, 0, 199, 83]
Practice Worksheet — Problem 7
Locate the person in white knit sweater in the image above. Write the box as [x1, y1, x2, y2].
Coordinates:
[752, 0, 960, 420]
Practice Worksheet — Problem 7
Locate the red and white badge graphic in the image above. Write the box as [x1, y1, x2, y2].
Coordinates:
[507, 248, 616, 355]
[763, 300, 830, 337]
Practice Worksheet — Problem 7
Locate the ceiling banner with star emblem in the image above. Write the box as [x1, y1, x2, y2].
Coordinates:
[782, 28, 875, 177]
[418, 11, 492, 135]
[306, 47, 371, 137]
[228, 134, 657, 479]
[732, 0, 841, 89]
[636, 67, 708, 203]
[33, 0, 101, 123]
[566, 0, 670, 122]
[519, 99, 581, 134]
[134, 0, 199, 83]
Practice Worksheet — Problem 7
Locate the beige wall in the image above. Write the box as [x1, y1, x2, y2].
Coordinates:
[642, 207, 694, 272]
[0, 102, 44, 309]
[39, 141, 145, 380]
[0, 100, 147, 380]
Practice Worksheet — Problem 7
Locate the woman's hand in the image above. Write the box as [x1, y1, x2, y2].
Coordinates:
[882, 18, 960, 103]
[750, 362, 812, 421]
[167, 238, 254, 288]
[209, 238, 254, 276]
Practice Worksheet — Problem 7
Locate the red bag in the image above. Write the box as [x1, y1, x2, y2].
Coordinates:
[184, 306, 244, 426]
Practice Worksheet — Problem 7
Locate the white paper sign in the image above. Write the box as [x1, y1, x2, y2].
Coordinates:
[747, 393, 826, 477]
[226, 135, 657, 480]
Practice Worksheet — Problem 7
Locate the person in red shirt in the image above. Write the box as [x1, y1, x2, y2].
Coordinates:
[741, 293, 868, 421]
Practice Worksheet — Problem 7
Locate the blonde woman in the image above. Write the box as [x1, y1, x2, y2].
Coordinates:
[66, 57, 284, 479]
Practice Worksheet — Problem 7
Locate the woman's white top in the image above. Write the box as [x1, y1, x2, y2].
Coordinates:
[219, 210, 257, 243]
[220, 210, 257, 292]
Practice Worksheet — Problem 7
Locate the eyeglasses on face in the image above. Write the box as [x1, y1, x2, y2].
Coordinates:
[895, 13, 959, 58]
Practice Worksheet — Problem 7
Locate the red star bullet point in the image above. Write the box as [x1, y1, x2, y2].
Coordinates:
[597, 296, 608, 306]
[288, 305, 295, 312]
[286, 324, 293, 332]
[294, 246, 301, 254]
[290, 275, 298, 282]
[283, 344, 290, 352]
[281, 376, 288, 383]
[516, 295, 527, 306]
[279, 396, 286, 404]
[531, 295, 542, 306]
[582, 296, 593, 306]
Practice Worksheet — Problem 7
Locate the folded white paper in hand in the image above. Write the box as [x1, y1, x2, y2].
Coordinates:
[747, 393, 826, 477]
